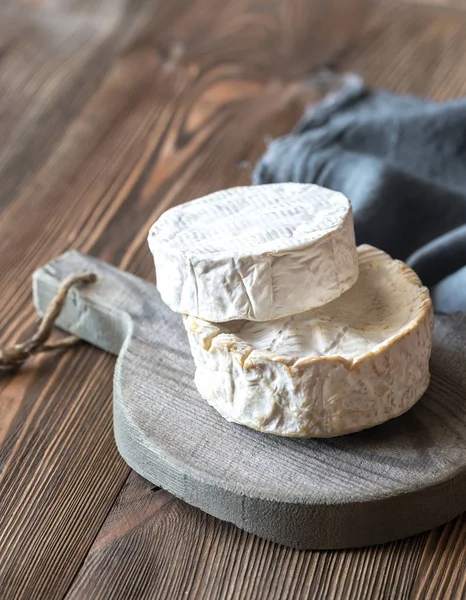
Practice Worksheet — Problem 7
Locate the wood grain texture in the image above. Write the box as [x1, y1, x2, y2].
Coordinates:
[411, 515, 466, 599]
[66, 471, 430, 600]
[33, 251, 466, 551]
[0, 0, 465, 597]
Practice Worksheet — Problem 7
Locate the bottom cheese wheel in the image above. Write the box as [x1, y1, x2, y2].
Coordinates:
[184, 245, 434, 438]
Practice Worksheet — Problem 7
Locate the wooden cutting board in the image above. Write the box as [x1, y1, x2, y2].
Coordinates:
[33, 251, 466, 550]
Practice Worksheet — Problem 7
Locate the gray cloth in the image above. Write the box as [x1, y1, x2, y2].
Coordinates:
[253, 75, 466, 314]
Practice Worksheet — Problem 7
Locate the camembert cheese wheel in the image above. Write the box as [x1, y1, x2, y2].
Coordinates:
[184, 246, 434, 437]
[148, 183, 359, 322]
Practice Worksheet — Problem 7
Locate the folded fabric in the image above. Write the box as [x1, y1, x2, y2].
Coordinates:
[253, 74, 466, 314]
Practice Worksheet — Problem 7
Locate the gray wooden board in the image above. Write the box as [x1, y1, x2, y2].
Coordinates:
[32, 251, 466, 549]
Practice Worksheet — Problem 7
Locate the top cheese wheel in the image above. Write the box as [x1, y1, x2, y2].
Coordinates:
[148, 183, 359, 322]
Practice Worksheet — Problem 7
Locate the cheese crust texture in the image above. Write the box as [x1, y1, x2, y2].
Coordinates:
[149, 183, 358, 322]
[184, 246, 434, 438]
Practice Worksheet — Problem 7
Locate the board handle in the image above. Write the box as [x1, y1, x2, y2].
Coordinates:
[33, 251, 158, 355]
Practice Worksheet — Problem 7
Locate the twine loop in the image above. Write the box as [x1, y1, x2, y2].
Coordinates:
[0, 272, 97, 373]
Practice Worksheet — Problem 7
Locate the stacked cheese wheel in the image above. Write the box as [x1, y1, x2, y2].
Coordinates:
[148, 183, 434, 438]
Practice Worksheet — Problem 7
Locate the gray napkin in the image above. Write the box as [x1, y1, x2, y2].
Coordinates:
[253, 74, 466, 314]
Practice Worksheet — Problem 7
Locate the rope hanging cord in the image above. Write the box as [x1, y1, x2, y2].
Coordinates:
[0, 273, 97, 372]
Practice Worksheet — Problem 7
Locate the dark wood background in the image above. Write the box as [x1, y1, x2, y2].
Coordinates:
[1, 0, 465, 598]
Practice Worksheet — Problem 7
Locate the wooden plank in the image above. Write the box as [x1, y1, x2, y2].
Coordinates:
[0, 348, 128, 599]
[66, 472, 430, 600]
[0, 4, 165, 596]
[410, 516, 466, 599]
[341, 0, 466, 99]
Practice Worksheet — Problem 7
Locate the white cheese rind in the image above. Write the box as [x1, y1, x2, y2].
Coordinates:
[184, 246, 434, 438]
[149, 183, 359, 322]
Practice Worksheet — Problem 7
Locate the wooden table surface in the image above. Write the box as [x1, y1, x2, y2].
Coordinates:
[1, 0, 466, 598]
